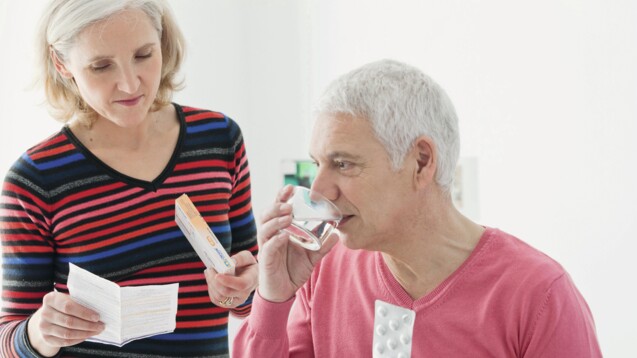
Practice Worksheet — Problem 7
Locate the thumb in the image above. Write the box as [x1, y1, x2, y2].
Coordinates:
[322, 232, 339, 251]
[314, 232, 339, 259]
[231, 250, 257, 268]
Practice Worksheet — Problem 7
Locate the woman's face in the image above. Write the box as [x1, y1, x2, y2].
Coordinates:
[56, 8, 163, 127]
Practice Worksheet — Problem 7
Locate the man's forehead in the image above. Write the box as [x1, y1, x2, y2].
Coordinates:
[309, 115, 377, 160]
[312, 113, 373, 137]
[308, 131, 363, 160]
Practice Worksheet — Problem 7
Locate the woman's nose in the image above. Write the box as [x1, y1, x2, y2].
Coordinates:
[117, 65, 140, 94]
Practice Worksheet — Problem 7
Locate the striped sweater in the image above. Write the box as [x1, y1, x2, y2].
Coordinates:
[0, 104, 258, 357]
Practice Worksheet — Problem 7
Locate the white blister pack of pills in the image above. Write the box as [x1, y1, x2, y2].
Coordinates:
[373, 300, 416, 358]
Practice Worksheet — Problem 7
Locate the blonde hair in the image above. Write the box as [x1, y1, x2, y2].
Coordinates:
[36, 0, 185, 125]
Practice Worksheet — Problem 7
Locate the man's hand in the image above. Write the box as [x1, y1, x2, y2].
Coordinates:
[256, 185, 338, 303]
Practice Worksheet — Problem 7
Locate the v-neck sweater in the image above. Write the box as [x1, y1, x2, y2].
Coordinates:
[234, 228, 601, 357]
[1, 104, 258, 357]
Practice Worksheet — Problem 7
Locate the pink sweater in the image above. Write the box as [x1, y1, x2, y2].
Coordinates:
[233, 228, 602, 357]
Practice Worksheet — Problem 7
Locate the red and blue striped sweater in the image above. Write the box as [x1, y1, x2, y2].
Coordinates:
[0, 104, 258, 357]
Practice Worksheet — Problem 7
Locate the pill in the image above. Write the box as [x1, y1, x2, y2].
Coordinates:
[376, 324, 387, 336]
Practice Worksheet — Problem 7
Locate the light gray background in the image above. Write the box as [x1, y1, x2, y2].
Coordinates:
[1, 1, 635, 356]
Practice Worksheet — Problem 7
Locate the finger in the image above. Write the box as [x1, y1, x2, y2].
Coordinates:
[204, 271, 246, 300]
[203, 267, 216, 282]
[204, 268, 238, 303]
[44, 292, 100, 323]
[42, 292, 100, 324]
[212, 291, 246, 307]
[213, 251, 258, 293]
[230, 250, 257, 269]
[259, 202, 293, 226]
[41, 335, 90, 348]
[258, 185, 294, 225]
[258, 213, 293, 248]
[275, 185, 295, 203]
[215, 264, 257, 293]
[318, 232, 339, 255]
[204, 268, 222, 295]
[217, 295, 246, 309]
[41, 308, 105, 333]
[45, 322, 104, 340]
[259, 231, 291, 268]
[308, 233, 339, 266]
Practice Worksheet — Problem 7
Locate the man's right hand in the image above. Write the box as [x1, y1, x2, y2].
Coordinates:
[28, 291, 104, 357]
[257, 185, 339, 303]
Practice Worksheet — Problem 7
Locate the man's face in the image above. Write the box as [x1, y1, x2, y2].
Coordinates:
[309, 113, 415, 251]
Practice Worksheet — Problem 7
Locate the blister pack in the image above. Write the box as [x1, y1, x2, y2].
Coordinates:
[373, 300, 415, 358]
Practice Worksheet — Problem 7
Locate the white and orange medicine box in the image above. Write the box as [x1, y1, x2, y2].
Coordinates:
[175, 194, 235, 275]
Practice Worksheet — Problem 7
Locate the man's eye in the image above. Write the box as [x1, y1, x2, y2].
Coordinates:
[332, 160, 364, 177]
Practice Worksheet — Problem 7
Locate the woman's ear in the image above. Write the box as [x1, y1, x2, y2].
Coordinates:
[50, 48, 73, 79]
[412, 136, 436, 188]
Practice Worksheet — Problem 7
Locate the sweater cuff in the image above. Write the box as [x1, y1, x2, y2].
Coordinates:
[14, 317, 60, 358]
[248, 290, 295, 340]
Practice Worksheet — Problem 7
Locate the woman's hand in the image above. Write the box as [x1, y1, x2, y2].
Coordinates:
[27, 291, 104, 357]
[256, 185, 338, 303]
[204, 250, 258, 308]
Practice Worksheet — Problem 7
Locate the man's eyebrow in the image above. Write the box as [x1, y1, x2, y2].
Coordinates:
[309, 152, 363, 161]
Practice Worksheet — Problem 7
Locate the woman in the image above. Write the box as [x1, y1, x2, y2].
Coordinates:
[0, 1, 258, 357]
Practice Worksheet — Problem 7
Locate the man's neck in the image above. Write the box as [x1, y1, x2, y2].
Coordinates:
[381, 206, 485, 300]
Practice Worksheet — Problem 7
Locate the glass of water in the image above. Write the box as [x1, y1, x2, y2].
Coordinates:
[283, 186, 342, 251]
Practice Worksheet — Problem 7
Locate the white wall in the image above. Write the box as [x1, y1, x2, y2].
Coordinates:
[2, 0, 636, 356]
[0, 0, 60, 181]
[168, 0, 310, 214]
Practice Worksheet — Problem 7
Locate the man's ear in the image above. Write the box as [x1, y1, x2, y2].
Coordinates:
[50, 48, 73, 79]
[412, 136, 436, 188]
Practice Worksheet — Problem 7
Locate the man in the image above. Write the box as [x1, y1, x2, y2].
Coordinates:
[233, 59, 602, 357]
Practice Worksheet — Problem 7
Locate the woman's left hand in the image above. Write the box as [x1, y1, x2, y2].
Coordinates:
[204, 250, 258, 308]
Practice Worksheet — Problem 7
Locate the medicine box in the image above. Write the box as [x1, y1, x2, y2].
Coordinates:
[175, 194, 235, 275]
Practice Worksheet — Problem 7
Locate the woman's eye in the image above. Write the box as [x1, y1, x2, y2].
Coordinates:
[136, 52, 152, 60]
[90, 63, 110, 72]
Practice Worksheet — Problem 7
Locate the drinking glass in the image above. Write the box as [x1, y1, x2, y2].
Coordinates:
[282, 186, 342, 251]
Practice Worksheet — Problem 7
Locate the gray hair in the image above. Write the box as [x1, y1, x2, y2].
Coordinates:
[37, 0, 184, 124]
[315, 59, 460, 192]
